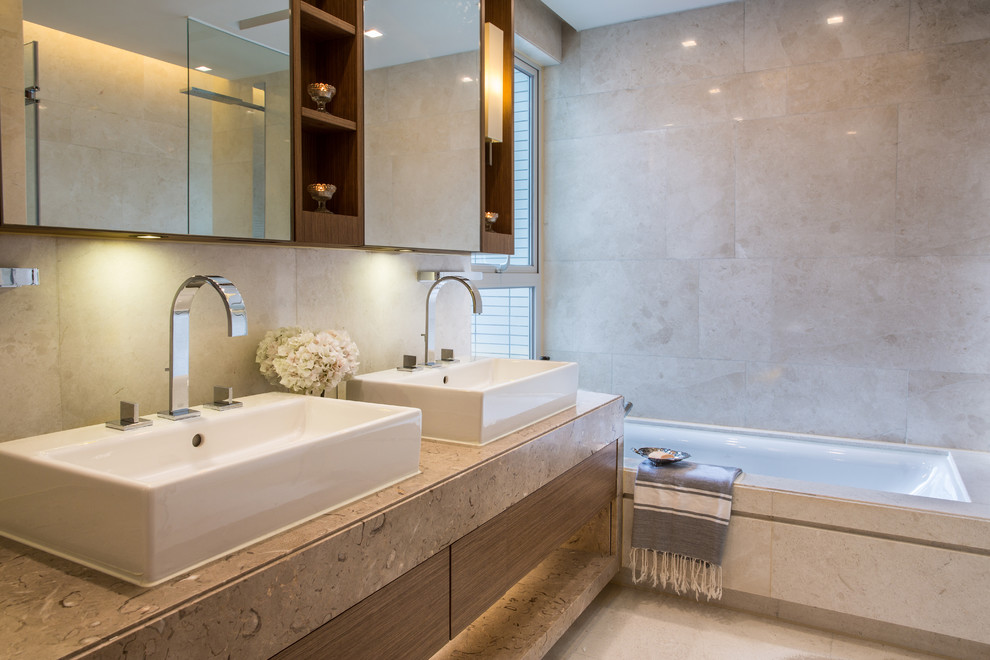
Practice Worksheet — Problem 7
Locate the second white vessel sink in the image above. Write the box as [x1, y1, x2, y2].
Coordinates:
[346, 357, 578, 445]
[0, 392, 422, 586]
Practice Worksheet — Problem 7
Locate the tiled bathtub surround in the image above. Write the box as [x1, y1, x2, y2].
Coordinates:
[544, 0, 990, 451]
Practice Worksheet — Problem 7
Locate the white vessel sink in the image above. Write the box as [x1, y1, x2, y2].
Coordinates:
[346, 358, 578, 445]
[0, 392, 421, 586]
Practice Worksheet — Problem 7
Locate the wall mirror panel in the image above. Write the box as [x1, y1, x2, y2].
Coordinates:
[363, 0, 481, 252]
[2, 0, 488, 251]
[16, 0, 292, 240]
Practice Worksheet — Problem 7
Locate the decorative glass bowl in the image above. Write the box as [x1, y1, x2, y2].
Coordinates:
[308, 83, 336, 112]
[306, 183, 336, 213]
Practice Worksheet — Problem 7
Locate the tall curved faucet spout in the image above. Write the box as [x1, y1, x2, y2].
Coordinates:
[161, 275, 248, 420]
[424, 275, 482, 365]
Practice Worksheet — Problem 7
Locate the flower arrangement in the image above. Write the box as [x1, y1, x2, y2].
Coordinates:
[256, 326, 360, 396]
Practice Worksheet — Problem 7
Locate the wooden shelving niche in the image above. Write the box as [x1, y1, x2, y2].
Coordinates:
[291, 0, 364, 246]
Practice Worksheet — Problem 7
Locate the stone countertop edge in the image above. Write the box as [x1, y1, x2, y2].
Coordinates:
[0, 390, 624, 660]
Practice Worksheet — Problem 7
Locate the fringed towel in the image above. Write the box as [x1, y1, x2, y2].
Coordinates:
[630, 460, 741, 601]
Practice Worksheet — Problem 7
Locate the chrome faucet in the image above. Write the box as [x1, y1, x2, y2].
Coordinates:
[423, 275, 482, 365]
[160, 275, 248, 420]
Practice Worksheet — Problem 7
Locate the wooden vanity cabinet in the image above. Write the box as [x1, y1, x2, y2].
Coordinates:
[271, 548, 450, 660]
[273, 442, 618, 659]
[449, 442, 618, 636]
[291, 0, 364, 246]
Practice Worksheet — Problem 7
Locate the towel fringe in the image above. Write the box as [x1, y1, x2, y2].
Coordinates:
[629, 547, 723, 601]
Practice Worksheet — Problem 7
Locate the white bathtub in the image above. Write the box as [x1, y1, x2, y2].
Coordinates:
[624, 417, 971, 502]
[619, 417, 990, 658]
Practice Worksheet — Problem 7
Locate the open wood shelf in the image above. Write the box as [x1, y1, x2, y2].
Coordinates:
[301, 107, 356, 132]
[292, 0, 363, 246]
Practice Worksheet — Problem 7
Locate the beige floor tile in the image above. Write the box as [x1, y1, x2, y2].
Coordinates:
[546, 583, 944, 659]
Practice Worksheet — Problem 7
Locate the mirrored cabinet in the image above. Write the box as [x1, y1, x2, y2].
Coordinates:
[0, 0, 513, 255]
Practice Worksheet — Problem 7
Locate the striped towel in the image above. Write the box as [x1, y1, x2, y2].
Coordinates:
[630, 460, 741, 600]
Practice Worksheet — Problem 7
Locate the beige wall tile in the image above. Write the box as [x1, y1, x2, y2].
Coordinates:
[722, 517, 772, 596]
[745, 0, 909, 71]
[544, 349, 613, 394]
[545, 260, 699, 356]
[515, 0, 563, 63]
[896, 95, 990, 256]
[576, 3, 744, 95]
[544, 132, 666, 261]
[0, 236, 61, 442]
[699, 260, 773, 361]
[907, 371, 990, 451]
[909, 0, 990, 49]
[735, 107, 897, 258]
[770, 522, 990, 643]
[745, 362, 908, 441]
[771, 257, 990, 374]
[611, 355, 748, 427]
[787, 39, 990, 115]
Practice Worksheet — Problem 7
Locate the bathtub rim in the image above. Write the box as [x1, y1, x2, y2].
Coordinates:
[622, 416, 990, 525]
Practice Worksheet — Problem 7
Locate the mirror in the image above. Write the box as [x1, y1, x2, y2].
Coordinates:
[3, 0, 486, 250]
[361, 0, 481, 251]
[15, 0, 291, 240]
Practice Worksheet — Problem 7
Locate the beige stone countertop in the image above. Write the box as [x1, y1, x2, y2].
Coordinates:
[0, 391, 623, 660]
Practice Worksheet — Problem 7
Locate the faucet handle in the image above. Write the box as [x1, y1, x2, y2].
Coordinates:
[440, 348, 459, 363]
[204, 386, 243, 411]
[397, 354, 421, 372]
[106, 401, 153, 431]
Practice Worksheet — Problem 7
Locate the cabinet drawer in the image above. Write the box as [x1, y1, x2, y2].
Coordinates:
[450, 441, 618, 636]
[272, 549, 449, 660]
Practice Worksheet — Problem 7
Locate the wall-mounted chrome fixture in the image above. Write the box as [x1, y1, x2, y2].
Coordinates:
[0, 268, 40, 288]
[423, 276, 483, 366]
[160, 275, 248, 421]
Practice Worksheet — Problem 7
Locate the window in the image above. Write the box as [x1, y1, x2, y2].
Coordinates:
[471, 58, 540, 358]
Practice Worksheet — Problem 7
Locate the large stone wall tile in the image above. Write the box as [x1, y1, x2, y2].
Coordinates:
[700, 260, 773, 362]
[770, 523, 990, 644]
[909, 0, 990, 49]
[0, 236, 61, 442]
[544, 132, 666, 262]
[906, 371, 990, 451]
[787, 40, 990, 115]
[896, 95, 990, 256]
[545, 260, 698, 357]
[735, 107, 897, 259]
[721, 517, 772, 597]
[745, 0, 909, 71]
[544, 349, 614, 395]
[745, 362, 908, 441]
[771, 257, 990, 374]
[612, 354, 747, 427]
[577, 3, 744, 95]
[666, 123, 736, 259]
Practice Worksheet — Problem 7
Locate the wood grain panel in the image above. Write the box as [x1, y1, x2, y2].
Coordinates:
[271, 549, 450, 660]
[479, 0, 514, 255]
[450, 441, 618, 636]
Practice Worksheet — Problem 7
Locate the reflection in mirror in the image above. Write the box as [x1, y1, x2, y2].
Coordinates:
[187, 19, 290, 239]
[18, 1, 290, 239]
[363, 0, 481, 252]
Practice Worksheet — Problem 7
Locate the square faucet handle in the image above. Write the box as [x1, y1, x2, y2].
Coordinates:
[213, 386, 234, 404]
[402, 354, 418, 369]
[440, 348, 459, 363]
[106, 400, 153, 431]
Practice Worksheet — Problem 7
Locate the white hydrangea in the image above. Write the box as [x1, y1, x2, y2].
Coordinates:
[256, 326, 360, 396]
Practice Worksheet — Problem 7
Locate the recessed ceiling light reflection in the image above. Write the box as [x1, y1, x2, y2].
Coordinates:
[709, 88, 721, 94]
[827, 16, 844, 25]
[847, 131, 857, 135]
[194, 65, 212, 72]
[364, 28, 383, 38]
[681, 40, 697, 48]
[461, 76, 474, 83]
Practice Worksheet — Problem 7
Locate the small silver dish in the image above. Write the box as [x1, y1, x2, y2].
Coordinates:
[634, 446, 691, 466]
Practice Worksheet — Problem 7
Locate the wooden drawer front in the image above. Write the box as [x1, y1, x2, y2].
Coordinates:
[450, 441, 618, 636]
[272, 549, 449, 660]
